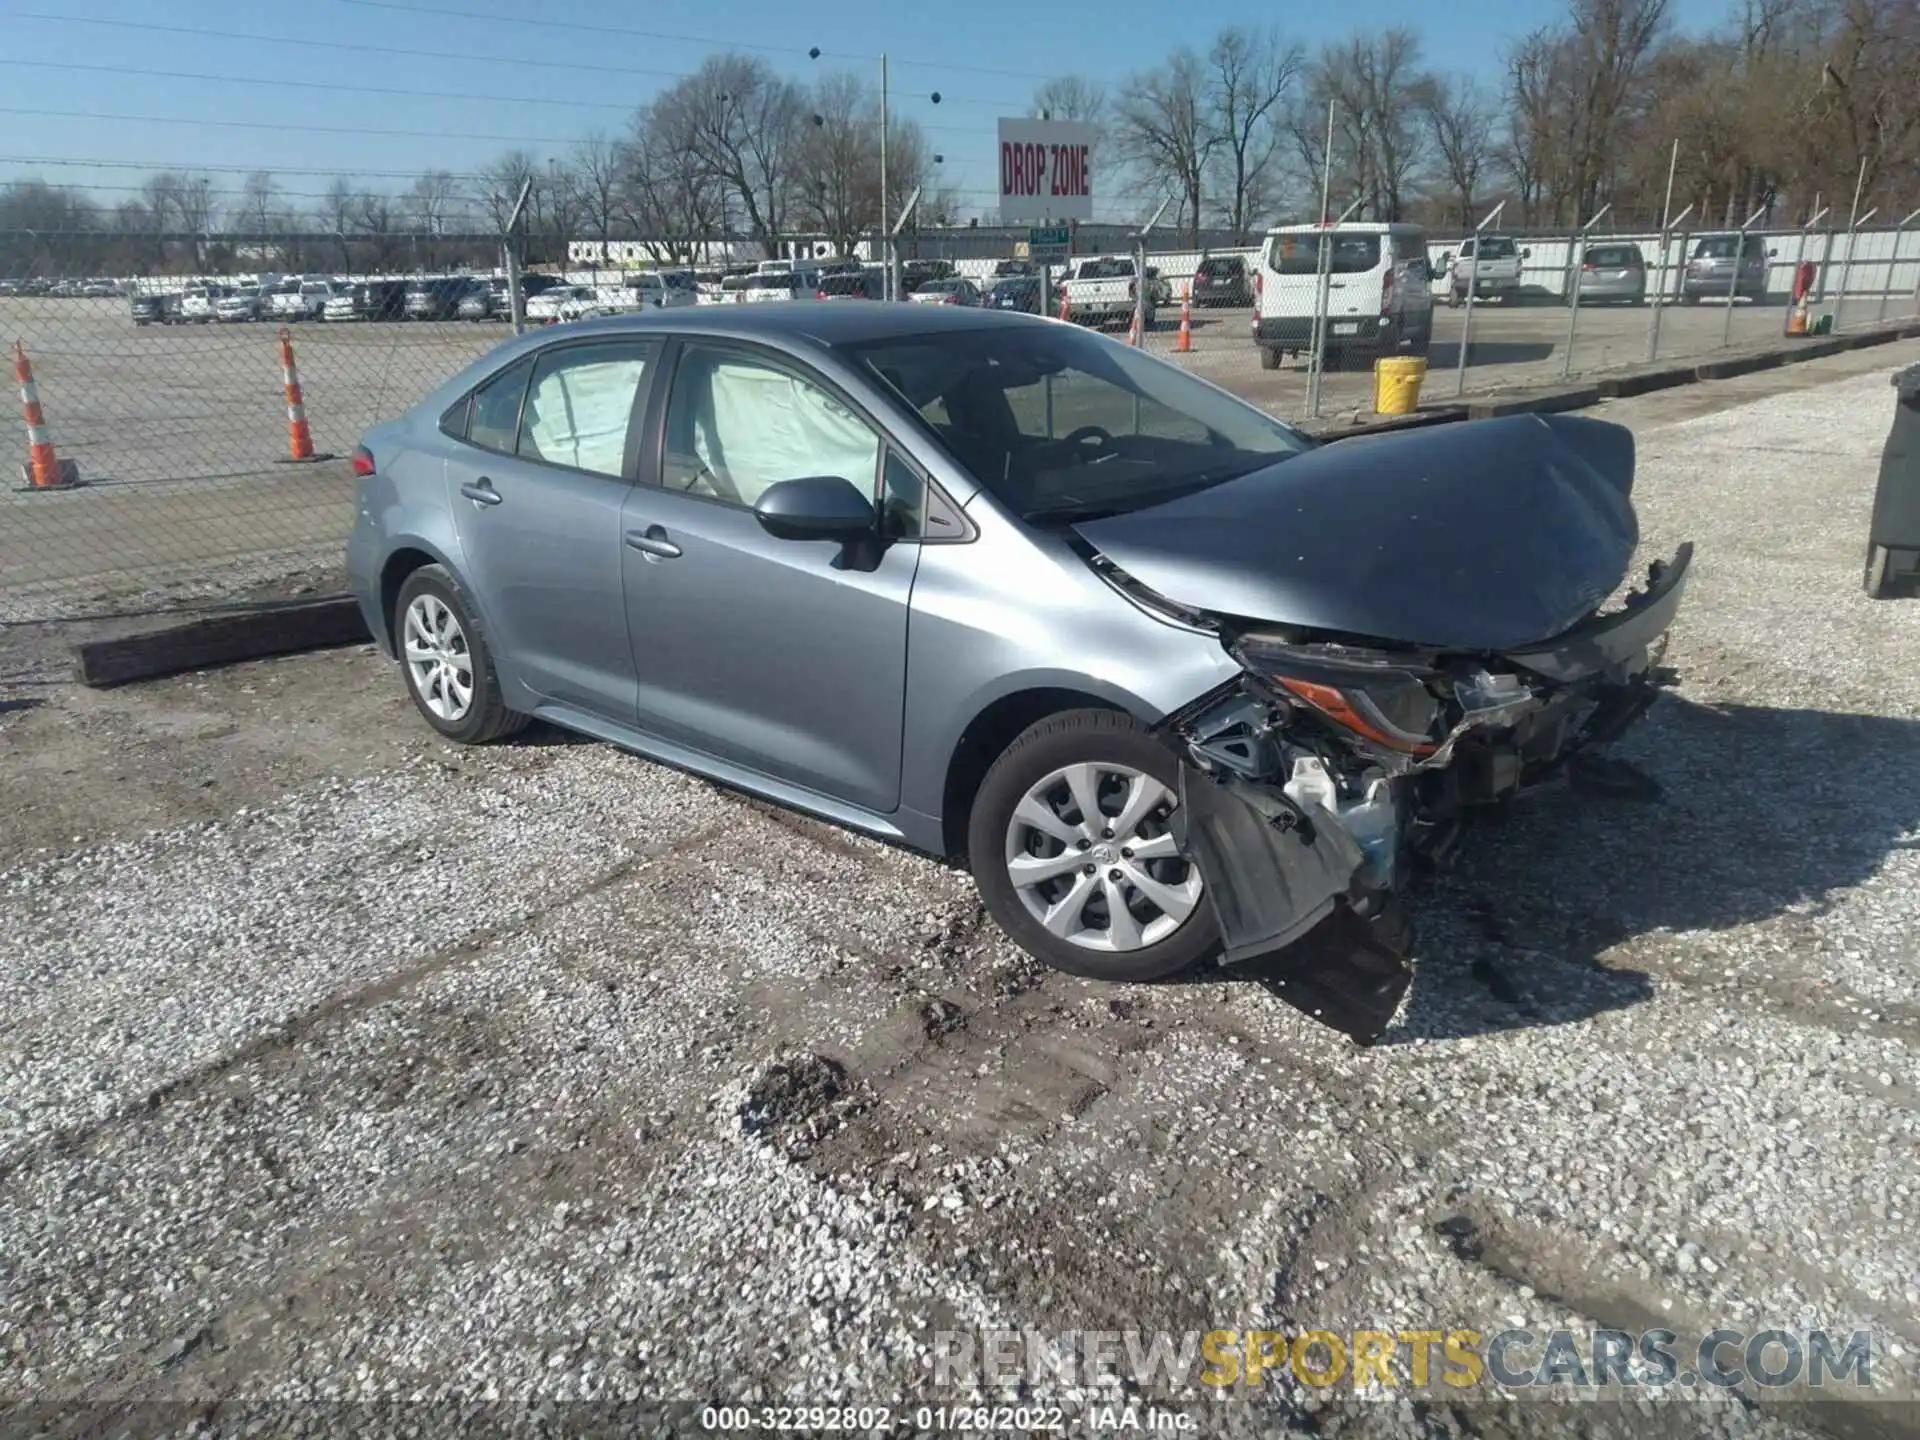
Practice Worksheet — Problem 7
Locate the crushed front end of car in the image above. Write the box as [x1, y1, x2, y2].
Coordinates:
[1157, 543, 1691, 1044]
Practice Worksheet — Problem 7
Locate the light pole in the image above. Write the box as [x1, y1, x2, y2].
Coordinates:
[812, 47, 940, 299]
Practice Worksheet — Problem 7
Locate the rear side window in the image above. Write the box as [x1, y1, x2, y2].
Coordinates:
[1266, 233, 1381, 275]
[459, 356, 535, 453]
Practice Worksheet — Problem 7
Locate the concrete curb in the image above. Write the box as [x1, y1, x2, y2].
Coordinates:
[72, 597, 372, 688]
[1314, 318, 1920, 443]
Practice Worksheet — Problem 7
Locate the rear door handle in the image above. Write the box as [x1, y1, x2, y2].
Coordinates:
[625, 524, 682, 560]
[459, 478, 502, 506]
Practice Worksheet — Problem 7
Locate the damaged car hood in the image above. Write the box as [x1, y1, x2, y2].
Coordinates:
[1075, 414, 1640, 651]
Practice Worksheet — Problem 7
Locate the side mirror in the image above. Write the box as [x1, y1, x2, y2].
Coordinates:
[753, 475, 877, 543]
[1522, 247, 1533, 259]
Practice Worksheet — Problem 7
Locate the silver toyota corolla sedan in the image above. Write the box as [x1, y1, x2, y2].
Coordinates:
[347, 305, 1688, 1040]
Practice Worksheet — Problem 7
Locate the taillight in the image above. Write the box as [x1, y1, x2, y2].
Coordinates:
[1254, 270, 1264, 305]
[350, 444, 375, 478]
[816, 291, 828, 299]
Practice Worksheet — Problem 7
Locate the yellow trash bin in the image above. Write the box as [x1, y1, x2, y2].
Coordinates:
[1373, 356, 1427, 416]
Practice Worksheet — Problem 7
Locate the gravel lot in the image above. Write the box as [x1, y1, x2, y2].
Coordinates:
[2, 343, 1918, 1435]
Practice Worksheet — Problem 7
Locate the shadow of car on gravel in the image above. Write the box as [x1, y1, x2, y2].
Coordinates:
[1225, 695, 1920, 1044]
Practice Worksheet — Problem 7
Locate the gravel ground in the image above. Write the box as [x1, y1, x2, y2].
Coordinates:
[2, 344, 1918, 1437]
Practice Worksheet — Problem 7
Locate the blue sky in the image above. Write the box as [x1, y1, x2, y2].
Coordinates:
[0, 0, 1732, 224]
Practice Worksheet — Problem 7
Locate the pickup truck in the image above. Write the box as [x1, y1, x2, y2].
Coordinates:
[265, 278, 331, 322]
[1059, 256, 1154, 329]
[1440, 234, 1528, 305]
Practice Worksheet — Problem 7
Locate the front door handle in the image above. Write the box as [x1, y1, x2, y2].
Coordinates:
[625, 524, 682, 560]
[459, 478, 502, 506]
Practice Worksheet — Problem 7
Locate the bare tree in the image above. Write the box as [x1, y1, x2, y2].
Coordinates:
[793, 71, 881, 256]
[1206, 26, 1303, 240]
[231, 171, 279, 234]
[1293, 29, 1433, 222]
[406, 169, 459, 234]
[621, 102, 730, 262]
[650, 53, 805, 257]
[475, 150, 540, 235]
[1423, 76, 1498, 226]
[568, 133, 626, 257]
[1114, 50, 1216, 238]
[1032, 75, 1107, 123]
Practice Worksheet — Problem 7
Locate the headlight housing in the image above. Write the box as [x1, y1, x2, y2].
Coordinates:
[1231, 635, 1443, 755]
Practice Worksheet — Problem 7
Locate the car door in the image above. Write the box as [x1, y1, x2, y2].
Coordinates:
[620, 340, 922, 814]
[443, 335, 660, 720]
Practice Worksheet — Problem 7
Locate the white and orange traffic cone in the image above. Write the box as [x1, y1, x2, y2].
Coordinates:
[13, 340, 78, 489]
[1126, 311, 1139, 347]
[1175, 287, 1193, 353]
[276, 327, 328, 463]
[1057, 290, 1071, 322]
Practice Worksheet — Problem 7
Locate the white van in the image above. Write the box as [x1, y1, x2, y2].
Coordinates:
[1252, 222, 1434, 370]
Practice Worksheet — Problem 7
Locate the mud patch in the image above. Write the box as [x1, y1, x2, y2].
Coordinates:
[733, 1052, 865, 1158]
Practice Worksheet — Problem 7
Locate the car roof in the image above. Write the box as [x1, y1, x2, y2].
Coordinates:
[535, 303, 1062, 349]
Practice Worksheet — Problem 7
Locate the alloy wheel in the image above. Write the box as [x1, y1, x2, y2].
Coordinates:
[402, 593, 474, 723]
[1003, 762, 1202, 953]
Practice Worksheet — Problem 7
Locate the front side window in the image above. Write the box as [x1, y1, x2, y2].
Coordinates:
[659, 346, 880, 511]
[852, 324, 1308, 522]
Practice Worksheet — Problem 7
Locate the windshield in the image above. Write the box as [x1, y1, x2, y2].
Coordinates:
[747, 274, 798, 291]
[1074, 258, 1133, 280]
[1197, 257, 1242, 276]
[848, 325, 1309, 521]
[1266, 233, 1380, 275]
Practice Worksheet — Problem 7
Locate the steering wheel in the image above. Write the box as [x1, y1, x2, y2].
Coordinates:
[1058, 424, 1115, 460]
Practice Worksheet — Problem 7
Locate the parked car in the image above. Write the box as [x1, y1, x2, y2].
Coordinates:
[266, 277, 327, 323]
[457, 284, 496, 322]
[1059, 255, 1151, 328]
[404, 277, 477, 321]
[1442, 233, 1528, 304]
[984, 276, 1043, 314]
[527, 285, 596, 323]
[129, 290, 179, 326]
[623, 272, 698, 310]
[215, 286, 263, 323]
[1683, 233, 1774, 302]
[1254, 222, 1434, 369]
[900, 259, 956, 294]
[346, 305, 1690, 1041]
[819, 273, 880, 300]
[1190, 254, 1252, 308]
[1573, 242, 1647, 305]
[179, 284, 222, 323]
[326, 279, 410, 322]
[908, 277, 981, 307]
[743, 273, 817, 304]
[82, 278, 119, 298]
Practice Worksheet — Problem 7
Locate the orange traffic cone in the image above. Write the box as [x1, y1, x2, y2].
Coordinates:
[1126, 311, 1139, 347]
[1786, 296, 1810, 336]
[1175, 288, 1193, 353]
[276, 327, 328, 463]
[1057, 290, 1071, 322]
[13, 341, 78, 489]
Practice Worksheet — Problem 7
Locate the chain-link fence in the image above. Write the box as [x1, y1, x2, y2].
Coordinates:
[5, 214, 1918, 626]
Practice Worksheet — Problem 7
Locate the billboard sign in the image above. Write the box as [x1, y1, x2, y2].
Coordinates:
[997, 118, 1095, 225]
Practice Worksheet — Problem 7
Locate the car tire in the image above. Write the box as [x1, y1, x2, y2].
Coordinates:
[968, 708, 1218, 984]
[1259, 346, 1281, 371]
[392, 564, 531, 745]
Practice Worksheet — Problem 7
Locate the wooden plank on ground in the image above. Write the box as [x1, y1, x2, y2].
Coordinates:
[73, 597, 373, 688]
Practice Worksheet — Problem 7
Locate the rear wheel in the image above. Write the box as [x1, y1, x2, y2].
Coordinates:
[393, 564, 531, 745]
[1260, 346, 1281, 371]
[969, 710, 1216, 983]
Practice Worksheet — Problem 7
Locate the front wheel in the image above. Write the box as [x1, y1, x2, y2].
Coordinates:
[968, 709, 1216, 982]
